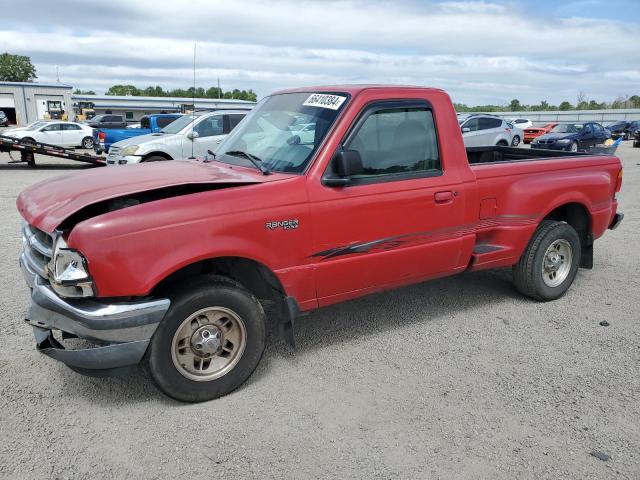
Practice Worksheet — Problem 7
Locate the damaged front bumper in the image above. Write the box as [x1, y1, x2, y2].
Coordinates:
[21, 255, 170, 375]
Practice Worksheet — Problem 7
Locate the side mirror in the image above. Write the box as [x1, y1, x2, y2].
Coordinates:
[187, 130, 200, 140]
[462, 127, 470, 133]
[323, 149, 363, 187]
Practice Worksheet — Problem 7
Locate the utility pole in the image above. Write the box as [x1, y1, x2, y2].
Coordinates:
[218, 77, 221, 99]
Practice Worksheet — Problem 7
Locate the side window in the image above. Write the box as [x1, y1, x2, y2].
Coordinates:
[140, 117, 151, 129]
[479, 117, 502, 130]
[193, 116, 224, 137]
[583, 124, 593, 134]
[227, 114, 245, 132]
[42, 123, 61, 131]
[62, 123, 81, 130]
[462, 118, 480, 132]
[347, 106, 440, 177]
[156, 117, 176, 129]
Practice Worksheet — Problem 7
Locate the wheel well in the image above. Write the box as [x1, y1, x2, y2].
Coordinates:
[143, 151, 173, 161]
[543, 202, 593, 268]
[152, 257, 289, 326]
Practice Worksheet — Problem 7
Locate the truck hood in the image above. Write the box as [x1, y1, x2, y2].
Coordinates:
[112, 132, 172, 148]
[17, 160, 285, 232]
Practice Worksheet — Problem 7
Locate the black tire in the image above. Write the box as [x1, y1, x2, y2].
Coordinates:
[569, 141, 578, 152]
[497, 140, 509, 146]
[512, 220, 581, 301]
[146, 275, 266, 402]
[143, 155, 169, 162]
[81, 136, 94, 149]
[633, 140, 640, 148]
[22, 137, 35, 145]
[511, 135, 520, 147]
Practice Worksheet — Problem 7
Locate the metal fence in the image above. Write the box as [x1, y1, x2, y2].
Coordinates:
[483, 108, 640, 124]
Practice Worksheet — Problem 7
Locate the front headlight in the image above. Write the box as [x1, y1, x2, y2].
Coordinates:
[120, 145, 140, 156]
[50, 236, 95, 297]
[556, 139, 571, 144]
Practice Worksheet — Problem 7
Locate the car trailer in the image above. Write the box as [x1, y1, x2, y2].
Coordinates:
[0, 135, 105, 168]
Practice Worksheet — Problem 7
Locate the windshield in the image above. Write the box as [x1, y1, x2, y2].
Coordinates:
[26, 121, 48, 131]
[215, 92, 348, 174]
[160, 113, 201, 134]
[551, 124, 582, 133]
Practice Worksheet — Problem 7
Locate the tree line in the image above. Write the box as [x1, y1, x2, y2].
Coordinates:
[101, 85, 257, 102]
[455, 93, 640, 113]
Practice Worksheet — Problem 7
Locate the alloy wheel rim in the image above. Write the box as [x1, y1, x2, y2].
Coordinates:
[542, 239, 572, 287]
[171, 306, 247, 381]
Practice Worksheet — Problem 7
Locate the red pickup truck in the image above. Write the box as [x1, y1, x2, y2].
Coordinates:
[17, 86, 623, 402]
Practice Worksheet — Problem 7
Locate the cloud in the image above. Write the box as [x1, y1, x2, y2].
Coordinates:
[0, 0, 638, 104]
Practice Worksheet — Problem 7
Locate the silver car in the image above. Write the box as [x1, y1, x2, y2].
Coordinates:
[459, 114, 512, 147]
[106, 110, 249, 166]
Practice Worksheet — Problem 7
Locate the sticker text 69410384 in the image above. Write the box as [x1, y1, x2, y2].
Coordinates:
[302, 94, 347, 110]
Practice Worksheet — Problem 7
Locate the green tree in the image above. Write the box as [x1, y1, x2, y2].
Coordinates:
[0, 52, 37, 82]
[105, 84, 140, 96]
[73, 89, 95, 95]
[559, 101, 573, 111]
[508, 99, 522, 111]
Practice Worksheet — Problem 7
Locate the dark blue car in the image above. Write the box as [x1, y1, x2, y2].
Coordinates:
[531, 122, 610, 152]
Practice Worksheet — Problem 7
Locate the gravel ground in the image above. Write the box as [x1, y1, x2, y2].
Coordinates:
[0, 143, 638, 479]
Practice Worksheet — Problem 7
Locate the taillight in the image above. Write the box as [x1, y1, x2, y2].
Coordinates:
[98, 132, 106, 141]
[615, 168, 623, 193]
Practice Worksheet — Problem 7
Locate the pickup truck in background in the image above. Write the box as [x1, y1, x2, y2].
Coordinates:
[17, 86, 623, 402]
[94, 114, 182, 153]
[105, 110, 248, 165]
[83, 114, 128, 130]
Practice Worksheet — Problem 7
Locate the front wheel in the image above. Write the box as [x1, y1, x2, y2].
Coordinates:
[513, 220, 581, 301]
[146, 275, 266, 402]
[569, 141, 578, 152]
[511, 135, 520, 147]
[142, 155, 169, 162]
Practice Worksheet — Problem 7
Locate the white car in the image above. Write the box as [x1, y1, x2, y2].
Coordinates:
[509, 118, 533, 130]
[3, 121, 95, 149]
[106, 110, 249, 165]
[506, 122, 524, 146]
[459, 114, 512, 147]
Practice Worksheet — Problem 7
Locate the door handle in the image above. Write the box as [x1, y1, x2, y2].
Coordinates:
[215, 139, 223, 144]
[435, 191, 456, 204]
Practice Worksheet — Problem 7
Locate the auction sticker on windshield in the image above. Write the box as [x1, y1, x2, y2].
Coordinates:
[303, 93, 347, 110]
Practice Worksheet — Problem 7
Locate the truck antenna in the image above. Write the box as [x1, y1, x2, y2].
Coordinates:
[190, 42, 196, 159]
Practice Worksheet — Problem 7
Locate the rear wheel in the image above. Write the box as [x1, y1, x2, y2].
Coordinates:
[511, 135, 520, 146]
[497, 140, 509, 146]
[146, 275, 266, 402]
[513, 220, 581, 301]
[81, 136, 94, 149]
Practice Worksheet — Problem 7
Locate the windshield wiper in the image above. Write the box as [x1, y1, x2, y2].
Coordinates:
[224, 150, 271, 175]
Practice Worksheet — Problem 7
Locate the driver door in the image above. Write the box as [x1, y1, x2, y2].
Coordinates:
[579, 124, 595, 150]
[187, 115, 225, 157]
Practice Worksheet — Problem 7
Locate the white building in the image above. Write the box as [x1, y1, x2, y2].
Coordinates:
[0, 81, 74, 125]
[71, 94, 255, 122]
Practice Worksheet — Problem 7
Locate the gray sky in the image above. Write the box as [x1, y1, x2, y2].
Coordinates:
[1, 0, 639, 105]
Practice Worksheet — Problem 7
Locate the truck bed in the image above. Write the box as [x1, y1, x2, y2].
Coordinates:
[466, 146, 590, 165]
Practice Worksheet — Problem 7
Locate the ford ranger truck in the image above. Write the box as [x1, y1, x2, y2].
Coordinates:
[17, 86, 624, 402]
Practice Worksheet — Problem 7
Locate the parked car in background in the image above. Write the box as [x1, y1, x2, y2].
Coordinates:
[84, 114, 128, 129]
[531, 122, 610, 152]
[509, 118, 533, 130]
[523, 123, 558, 144]
[17, 85, 623, 401]
[506, 121, 523, 146]
[106, 110, 248, 165]
[631, 121, 640, 147]
[2, 120, 95, 148]
[604, 121, 632, 140]
[0, 111, 9, 127]
[94, 114, 182, 154]
[459, 114, 512, 147]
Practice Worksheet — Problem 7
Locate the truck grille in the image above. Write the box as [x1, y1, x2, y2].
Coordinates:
[22, 222, 54, 282]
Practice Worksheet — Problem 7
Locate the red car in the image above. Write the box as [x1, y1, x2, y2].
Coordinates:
[524, 122, 558, 144]
[18, 86, 623, 402]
